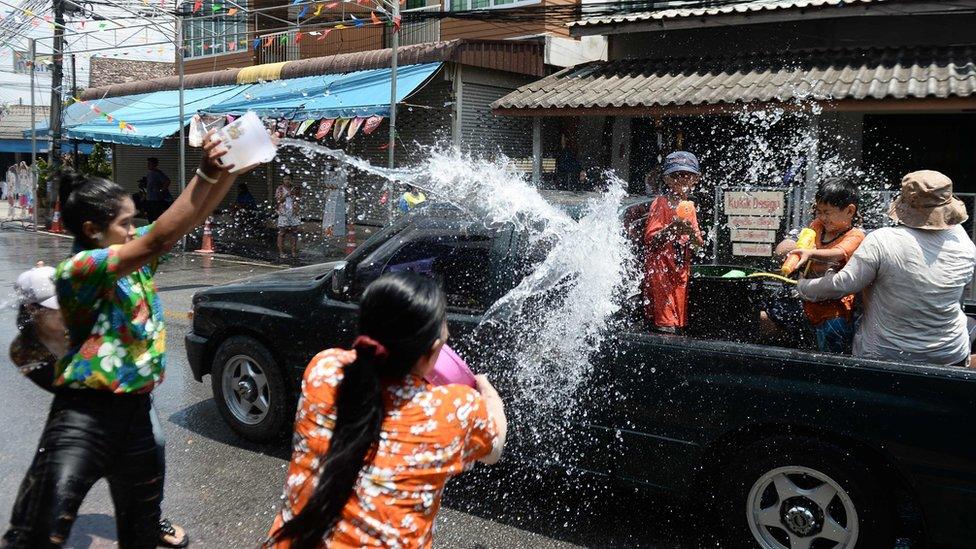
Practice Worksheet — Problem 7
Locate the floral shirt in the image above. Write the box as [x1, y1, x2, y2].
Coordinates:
[54, 225, 165, 393]
[269, 348, 498, 548]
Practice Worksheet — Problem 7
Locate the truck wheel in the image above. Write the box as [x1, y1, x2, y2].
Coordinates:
[211, 335, 291, 443]
[721, 436, 894, 549]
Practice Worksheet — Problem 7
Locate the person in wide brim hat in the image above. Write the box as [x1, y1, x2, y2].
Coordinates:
[889, 170, 968, 230]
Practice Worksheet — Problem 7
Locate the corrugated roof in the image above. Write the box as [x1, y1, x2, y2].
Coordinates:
[82, 40, 544, 100]
[571, 0, 881, 28]
[492, 46, 976, 112]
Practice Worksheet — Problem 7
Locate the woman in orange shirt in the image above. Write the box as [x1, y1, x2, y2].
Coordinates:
[267, 273, 507, 548]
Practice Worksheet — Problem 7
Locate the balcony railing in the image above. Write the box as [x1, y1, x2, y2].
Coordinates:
[394, 5, 441, 47]
[257, 29, 301, 65]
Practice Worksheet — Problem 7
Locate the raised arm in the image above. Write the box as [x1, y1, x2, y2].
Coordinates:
[114, 133, 241, 277]
[475, 374, 507, 465]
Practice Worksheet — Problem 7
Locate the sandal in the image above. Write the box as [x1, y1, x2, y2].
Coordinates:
[159, 518, 189, 548]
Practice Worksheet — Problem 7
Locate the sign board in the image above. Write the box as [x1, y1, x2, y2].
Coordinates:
[730, 229, 777, 243]
[724, 191, 785, 217]
[12, 50, 51, 74]
[727, 216, 781, 230]
[733, 242, 772, 257]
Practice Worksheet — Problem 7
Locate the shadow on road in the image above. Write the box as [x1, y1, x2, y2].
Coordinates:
[66, 513, 115, 549]
[166, 400, 290, 460]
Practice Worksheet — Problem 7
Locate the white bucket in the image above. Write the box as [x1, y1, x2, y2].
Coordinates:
[211, 111, 277, 174]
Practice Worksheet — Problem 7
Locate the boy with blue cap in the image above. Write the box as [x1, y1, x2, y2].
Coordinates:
[643, 151, 704, 332]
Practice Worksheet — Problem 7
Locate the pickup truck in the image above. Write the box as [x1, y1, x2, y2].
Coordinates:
[185, 193, 976, 548]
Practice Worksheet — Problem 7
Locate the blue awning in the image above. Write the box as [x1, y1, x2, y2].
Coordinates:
[203, 62, 442, 120]
[63, 85, 251, 148]
[0, 139, 93, 154]
[27, 95, 148, 138]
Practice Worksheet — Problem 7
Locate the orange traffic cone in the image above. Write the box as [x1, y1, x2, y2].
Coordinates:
[50, 199, 64, 233]
[344, 228, 356, 256]
[197, 217, 215, 253]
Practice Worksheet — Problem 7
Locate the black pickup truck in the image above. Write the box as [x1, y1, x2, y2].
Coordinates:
[186, 193, 976, 548]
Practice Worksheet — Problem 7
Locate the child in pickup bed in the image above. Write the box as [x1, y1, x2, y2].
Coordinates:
[643, 151, 704, 333]
[787, 178, 865, 353]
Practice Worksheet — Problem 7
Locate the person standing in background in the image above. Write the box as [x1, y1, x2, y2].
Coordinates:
[321, 166, 346, 241]
[276, 174, 302, 260]
[398, 185, 426, 214]
[145, 157, 171, 222]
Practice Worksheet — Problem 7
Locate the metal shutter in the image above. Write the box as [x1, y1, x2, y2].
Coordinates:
[459, 82, 531, 158]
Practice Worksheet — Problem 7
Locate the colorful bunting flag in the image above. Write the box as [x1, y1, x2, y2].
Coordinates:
[279, 34, 288, 44]
[317, 28, 333, 40]
[315, 118, 334, 139]
[393, 15, 401, 32]
[227, 7, 238, 15]
[287, 121, 301, 136]
[362, 114, 383, 135]
[325, 1, 338, 7]
[333, 118, 349, 141]
[291, 0, 301, 4]
[347, 117, 364, 140]
[264, 35, 275, 46]
[313, 3, 323, 15]
[295, 32, 303, 43]
[192, 0, 202, 11]
[296, 119, 315, 135]
[253, 37, 261, 50]
[335, 23, 346, 29]
[370, 11, 380, 25]
[297, 5, 308, 18]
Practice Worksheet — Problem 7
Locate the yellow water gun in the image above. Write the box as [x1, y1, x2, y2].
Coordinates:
[780, 227, 816, 276]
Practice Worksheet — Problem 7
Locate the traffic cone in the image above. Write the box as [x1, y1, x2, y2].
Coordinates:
[50, 199, 64, 233]
[197, 217, 215, 253]
[344, 229, 357, 255]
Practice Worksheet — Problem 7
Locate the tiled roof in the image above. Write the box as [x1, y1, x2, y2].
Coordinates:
[570, 0, 882, 28]
[492, 46, 976, 111]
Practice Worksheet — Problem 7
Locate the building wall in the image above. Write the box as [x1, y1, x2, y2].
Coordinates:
[608, 14, 976, 60]
[183, 51, 254, 75]
[88, 59, 174, 89]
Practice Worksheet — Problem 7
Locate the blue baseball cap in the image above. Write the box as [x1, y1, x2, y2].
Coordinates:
[662, 151, 701, 176]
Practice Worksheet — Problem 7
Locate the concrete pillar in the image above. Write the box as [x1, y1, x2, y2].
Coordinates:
[610, 116, 632, 182]
[532, 117, 542, 186]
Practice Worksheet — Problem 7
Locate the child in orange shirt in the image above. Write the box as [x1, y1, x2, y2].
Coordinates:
[787, 178, 865, 353]
[643, 151, 704, 332]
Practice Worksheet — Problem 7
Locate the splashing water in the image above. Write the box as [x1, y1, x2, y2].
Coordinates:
[280, 139, 637, 461]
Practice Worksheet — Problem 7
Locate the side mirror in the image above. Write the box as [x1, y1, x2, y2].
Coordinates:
[331, 263, 348, 298]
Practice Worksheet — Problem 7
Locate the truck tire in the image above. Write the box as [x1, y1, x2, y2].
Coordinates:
[211, 335, 291, 443]
[720, 436, 894, 549]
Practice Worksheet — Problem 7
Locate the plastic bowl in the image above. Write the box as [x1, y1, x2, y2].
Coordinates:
[425, 344, 477, 388]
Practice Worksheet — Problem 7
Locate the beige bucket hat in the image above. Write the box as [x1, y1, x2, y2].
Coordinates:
[889, 170, 968, 230]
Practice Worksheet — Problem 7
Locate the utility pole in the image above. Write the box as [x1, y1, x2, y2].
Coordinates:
[386, 2, 399, 224]
[71, 53, 78, 167]
[47, 0, 66, 171]
[30, 38, 38, 230]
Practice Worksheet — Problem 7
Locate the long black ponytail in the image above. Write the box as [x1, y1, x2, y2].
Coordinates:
[271, 272, 447, 548]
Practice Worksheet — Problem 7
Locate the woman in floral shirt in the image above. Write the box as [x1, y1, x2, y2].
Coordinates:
[2, 133, 262, 548]
[267, 273, 508, 548]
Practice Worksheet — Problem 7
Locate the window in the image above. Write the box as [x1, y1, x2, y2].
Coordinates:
[447, 0, 537, 10]
[183, 0, 249, 59]
[382, 233, 495, 310]
[405, 0, 427, 9]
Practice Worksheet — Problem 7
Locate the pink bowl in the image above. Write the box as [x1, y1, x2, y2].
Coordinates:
[425, 344, 477, 388]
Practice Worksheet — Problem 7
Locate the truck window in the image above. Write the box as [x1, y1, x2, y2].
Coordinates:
[382, 234, 495, 311]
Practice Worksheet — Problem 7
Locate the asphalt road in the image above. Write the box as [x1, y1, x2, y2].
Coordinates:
[0, 230, 688, 548]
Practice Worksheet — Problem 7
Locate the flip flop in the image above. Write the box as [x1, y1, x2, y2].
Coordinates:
[159, 519, 189, 548]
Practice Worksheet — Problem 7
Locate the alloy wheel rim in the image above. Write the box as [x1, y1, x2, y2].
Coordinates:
[221, 354, 271, 426]
[747, 465, 859, 549]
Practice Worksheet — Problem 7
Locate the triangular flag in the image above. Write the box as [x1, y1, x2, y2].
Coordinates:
[370, 11, 380, 25]
[295, 32, 303, 43]
[228, 40, 237, 50]
[362, 114, 383, 135]
[317, 28, 333, 40]
[264, 35, 275, 46]
[291, 0, 301, 4]
[297, 5, 308, 18]
[212, 3, 221, 11]
[393, 15, 401, 32]
[227, 7, 237, 14]
[296, 119, 315, 135]
[347, 117, 364, 140]
[31, 19, 39, 27]
[119, 121, 126, 129]
[253, 37, 261, 50]
[226, 114, 237, 123]
[325, 1, 338, 7]
[313, 3, 323, 15]
[287, 121, 300, 137]
[349, 14, 359, 20]
[335, 24, 345, 29]
[315, 118, 335, 139]
[192, 0, 202, 11]
[333, 118, 349, 141]
[279, 34, 288, 44]
[106, 114, 114, 122]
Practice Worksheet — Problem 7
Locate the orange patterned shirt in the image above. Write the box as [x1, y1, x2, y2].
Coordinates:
[268, 348, 498, 548]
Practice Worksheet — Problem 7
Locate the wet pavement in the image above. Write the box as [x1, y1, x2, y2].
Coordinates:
[0, 229, 686, 548]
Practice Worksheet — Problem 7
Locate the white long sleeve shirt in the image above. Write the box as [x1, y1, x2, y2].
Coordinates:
[797, 225, 976, 366]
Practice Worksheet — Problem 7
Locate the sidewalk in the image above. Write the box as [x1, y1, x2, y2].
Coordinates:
[1, 201, 376, 267]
